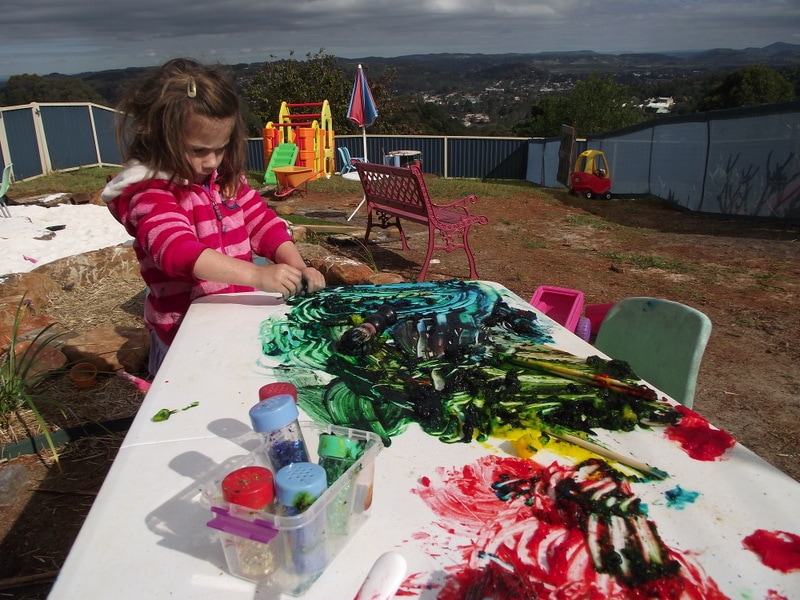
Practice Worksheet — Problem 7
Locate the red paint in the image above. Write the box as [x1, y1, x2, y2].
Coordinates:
[743, 529, 800, 573]
[412, 454, 729, 599]
[665, 405, 736, 460]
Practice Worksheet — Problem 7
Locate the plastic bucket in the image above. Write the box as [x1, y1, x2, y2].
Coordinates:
[585, 302, 615, 335]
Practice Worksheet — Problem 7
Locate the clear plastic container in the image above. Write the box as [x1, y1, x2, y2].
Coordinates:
[204, 422, 383, 596]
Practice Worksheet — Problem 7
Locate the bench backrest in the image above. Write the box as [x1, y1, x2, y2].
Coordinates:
[355, 162, 431, 221]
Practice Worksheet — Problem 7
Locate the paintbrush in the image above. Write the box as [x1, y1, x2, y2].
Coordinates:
[543, 427, 668, 480]
[504, 353, 658, 399]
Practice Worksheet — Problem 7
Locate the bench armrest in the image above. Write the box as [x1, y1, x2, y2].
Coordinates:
[431, 194, 480, 213]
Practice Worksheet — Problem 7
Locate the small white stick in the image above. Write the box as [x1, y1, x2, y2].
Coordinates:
[547, 430, 667, 480]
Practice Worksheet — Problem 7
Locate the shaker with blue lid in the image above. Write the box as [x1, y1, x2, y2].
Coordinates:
[249, 393, 310, 471]
[275, 462, 328, 575]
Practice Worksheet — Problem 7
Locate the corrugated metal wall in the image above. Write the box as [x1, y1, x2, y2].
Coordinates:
[0, 102, 120, 180]
[1, 106, 42, 180]
[325, 135, 530, 179]
[40, 105, 99, 171]
[523, 101, 800, 219]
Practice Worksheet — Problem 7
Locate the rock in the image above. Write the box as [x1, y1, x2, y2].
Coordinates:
[13, 339, 68, 384]
[274, 204, 295, 216]
[291, 225, 308, 242]
[60, 326, 149, 374]
[310, 256, 374, 286]
[0, 296, 63, 356]
[364, 272, 406, 285]
[0, 464, 28, 507]
[72, 192, 92, 205]
[90, 189, 106, 206]
[0, 272, 62, 305]
[33, 244, 140, 287]
[296, 242, 331, 262]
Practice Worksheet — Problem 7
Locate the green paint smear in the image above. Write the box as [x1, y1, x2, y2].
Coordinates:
[259, 281, 679, 456]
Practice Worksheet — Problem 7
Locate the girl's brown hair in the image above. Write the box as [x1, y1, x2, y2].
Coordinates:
[116, 58, 247, 198]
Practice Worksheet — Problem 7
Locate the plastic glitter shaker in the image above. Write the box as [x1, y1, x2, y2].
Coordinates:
[220, 466, 278, 579]
[318, 433, 365, 534]
[249, 393, 310, 471]
[275, 462, 328, 575]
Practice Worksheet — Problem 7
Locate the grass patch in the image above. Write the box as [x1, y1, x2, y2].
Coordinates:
[522, 239, 548, 249]
[604, 252, 692, 273]
[10, 166, 121, 197]
[670, 286, 705, 302]
[11, 167, 540, 203]
[563, 214, 611, 228]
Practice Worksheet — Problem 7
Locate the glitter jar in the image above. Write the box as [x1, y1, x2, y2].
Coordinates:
[222, 466, 275, 510]
[218, 466, 278, 580]
[275, 462, 328, 575]
[249, 393, 310, 471]
[317, 433, 365, 534]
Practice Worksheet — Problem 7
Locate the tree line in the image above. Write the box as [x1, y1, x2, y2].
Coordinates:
[1, 51, 797, 139]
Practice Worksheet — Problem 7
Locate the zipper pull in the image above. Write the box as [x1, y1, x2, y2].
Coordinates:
[211, 200, 223, 221]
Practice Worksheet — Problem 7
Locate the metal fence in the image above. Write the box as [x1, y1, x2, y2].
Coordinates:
[525, 101, 800, 220]
[2, 100, 798, 220]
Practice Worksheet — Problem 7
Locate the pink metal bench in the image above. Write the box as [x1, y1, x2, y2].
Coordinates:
[355, 162, 488, 282]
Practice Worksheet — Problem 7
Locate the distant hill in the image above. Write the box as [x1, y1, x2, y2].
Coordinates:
[4, 43, 797, 134]
[56, 42, 800, 105]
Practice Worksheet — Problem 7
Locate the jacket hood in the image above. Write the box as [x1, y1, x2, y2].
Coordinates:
[101, 160, 183, 204]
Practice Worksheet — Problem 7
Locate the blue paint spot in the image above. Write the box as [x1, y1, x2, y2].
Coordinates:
[665, 485, 700, 509]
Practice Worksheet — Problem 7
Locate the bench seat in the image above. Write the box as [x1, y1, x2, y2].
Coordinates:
[355, 163, 488, 282]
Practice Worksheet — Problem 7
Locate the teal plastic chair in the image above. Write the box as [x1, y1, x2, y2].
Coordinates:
[337, 147, 364, 174]
[0, 163, 13, 218]
[593, 297, 712, 408]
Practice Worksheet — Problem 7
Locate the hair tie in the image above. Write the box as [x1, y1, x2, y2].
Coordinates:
[187, 76, 197, 98]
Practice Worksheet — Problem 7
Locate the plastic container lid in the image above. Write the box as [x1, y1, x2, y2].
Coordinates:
[274, 462, 327, 509]
[249, 394, 299, 432]
[318, 433, 364, 460]
[221, 466, 275, 509]
[259, 382, 297, 402]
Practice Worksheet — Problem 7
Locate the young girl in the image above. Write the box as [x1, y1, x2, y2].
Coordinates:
[102, 58, 325, 374]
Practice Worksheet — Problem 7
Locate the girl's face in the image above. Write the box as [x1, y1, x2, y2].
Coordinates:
[184, 114, 235, 185]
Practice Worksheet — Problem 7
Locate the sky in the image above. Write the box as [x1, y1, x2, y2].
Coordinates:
[1, 0, 798, 80]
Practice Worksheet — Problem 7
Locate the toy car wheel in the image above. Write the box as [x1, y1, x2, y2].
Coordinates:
[584, 190, 594, 199]
[603, 191, 612, 200]
[575, 317, 592, 341]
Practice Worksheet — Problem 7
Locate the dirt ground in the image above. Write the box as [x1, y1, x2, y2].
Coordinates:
[1, 183, 799, 597]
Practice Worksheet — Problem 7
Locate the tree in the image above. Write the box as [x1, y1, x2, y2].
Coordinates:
[698, 64, 794, 111]
[512, 96, 569, 137]
[513, 74, 646, 137]
[566, 74, 646, 135]
[241, 49, 408, 137]
[1, 74, 108, 106]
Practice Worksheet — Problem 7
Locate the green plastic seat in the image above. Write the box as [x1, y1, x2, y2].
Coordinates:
[0, 163, 12, 218]
[593, 297, 712, 408]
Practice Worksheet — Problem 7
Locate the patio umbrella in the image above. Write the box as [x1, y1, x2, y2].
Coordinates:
[347, 64, 378, 162]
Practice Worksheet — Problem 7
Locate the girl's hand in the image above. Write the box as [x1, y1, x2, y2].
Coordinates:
[299, 267, 326, 295]
[254, 263, 305, 298]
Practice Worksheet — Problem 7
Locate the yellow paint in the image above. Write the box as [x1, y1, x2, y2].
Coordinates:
[508, 429, 596, 463]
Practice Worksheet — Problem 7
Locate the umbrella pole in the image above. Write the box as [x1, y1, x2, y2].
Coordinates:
[362, 127, 368, 162]
[347, 196, 366, 221]
[348, 127, 369, 222]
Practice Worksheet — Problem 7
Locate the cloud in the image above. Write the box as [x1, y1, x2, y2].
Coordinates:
[1, 0, 798, 78]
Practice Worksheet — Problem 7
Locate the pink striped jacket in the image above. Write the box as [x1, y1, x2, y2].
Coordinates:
[102, 162, 292, 344]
